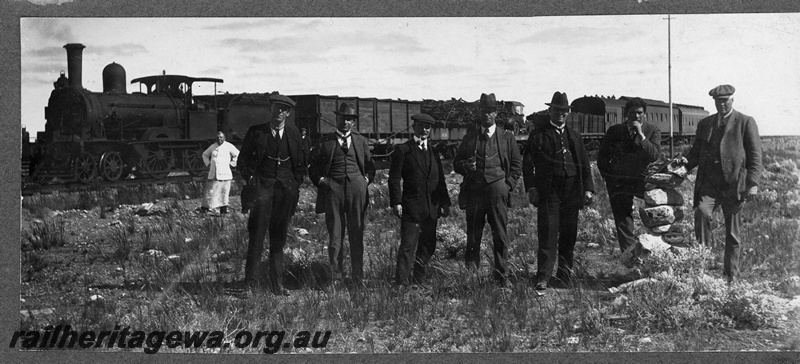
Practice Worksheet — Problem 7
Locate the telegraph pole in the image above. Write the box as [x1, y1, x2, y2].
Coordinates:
[666, 14, 674, 157]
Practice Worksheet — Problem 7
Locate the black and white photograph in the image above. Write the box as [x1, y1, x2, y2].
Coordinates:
[7, 3, 800, 361]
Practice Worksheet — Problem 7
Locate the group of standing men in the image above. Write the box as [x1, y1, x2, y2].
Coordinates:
[229, 83, 761, 296]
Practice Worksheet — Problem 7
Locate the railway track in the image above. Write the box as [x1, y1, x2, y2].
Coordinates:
[22, 173, 207, 196]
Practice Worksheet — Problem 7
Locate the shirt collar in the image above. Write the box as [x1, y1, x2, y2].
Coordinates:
[413, 135, 427, 147]
[336, 130, 351, 139]
[482, 124, 497, 137]
[549, 121, 565, 131]
[719, 109, 734, 121]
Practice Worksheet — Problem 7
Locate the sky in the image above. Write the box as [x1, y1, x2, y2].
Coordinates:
[20, 14, 800, 137]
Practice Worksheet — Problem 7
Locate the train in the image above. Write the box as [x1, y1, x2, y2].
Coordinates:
[526, 95, 707, 150]
[23, 43, 705, 186]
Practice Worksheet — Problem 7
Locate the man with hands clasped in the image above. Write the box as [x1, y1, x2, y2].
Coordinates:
[597, 97, 661, 253]
[388, 113, 451, 287]
[523, 91, 595, 294]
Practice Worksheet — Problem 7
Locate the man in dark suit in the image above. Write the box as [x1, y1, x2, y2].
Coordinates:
[523, 91, 595, 293]
[597, 97, 661, 253]
[453, 93, 522, 288]
[237, 94, 308, 296]
[389, 113, 451, 286]
[678, 84, 762, 285]
[309, 103, 376, 287]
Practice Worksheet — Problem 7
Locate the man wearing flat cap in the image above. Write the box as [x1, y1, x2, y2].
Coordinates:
[523, 91, 594, 293]
[389, 113, 451, 287]
[309, 102, 376, 288]
[453, 93, 522, 288]
[237, 93, 308, 296]
[678, 84, 762, 285]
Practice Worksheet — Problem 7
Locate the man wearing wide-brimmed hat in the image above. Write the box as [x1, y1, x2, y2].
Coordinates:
[677, 84, 762, 285]
[309, 102, 376, 288]
[453, 93, 522, 288]
[237, 93, 308, 296]
[389, 113, 451, 287]
[523, 91, 594, 294]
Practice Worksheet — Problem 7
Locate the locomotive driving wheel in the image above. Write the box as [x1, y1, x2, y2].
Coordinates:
[73, 152, 98, 183]
[184, 148, 206, 177]
[99, 151, 125, 182]
[139, 146, 173, 179]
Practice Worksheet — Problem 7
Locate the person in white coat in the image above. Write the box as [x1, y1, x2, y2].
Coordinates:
[201, 131, 240, 214]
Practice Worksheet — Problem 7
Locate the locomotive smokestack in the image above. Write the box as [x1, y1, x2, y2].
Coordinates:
[64, 43, 86, 91]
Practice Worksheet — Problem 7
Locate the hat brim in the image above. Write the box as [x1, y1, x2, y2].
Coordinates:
[334, 112, 359, 117]
[546, 103, 571, 110]
[712, 95, 733, 99]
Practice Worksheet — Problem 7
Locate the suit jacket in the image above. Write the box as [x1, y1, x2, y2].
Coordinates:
[522, 123, 595, 202]
[453, 126, 522, 208]
[309, 132, 376, 214]
[685, 109, 762, 206]
[388, 139, 451, 221]
[236, 123, 308, 214]
[597, 122, 661, 188]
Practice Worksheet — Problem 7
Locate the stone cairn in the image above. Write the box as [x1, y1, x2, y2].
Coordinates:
[621, 156, 690, 267]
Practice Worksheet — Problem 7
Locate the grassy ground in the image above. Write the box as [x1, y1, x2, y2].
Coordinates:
[18, 138, 800, 353]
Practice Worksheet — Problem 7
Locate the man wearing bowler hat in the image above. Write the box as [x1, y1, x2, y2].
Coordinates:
[309, 102, 376, 288]
[237, 93, 308, 296]
[453, 93, 522, 288]
[677, 84, 762, 285]
[523, 91, 594, 294]
[389, 113, 451, 287]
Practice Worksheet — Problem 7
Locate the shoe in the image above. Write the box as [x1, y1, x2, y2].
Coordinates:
[272, 287, 291, 296]
[534, 283, 547, 296]
[220, 206, 228, 214]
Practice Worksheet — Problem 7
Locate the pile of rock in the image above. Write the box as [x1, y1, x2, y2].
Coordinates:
[621, 158, 690, 266]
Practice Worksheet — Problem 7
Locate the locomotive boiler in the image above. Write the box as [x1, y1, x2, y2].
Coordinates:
[33, 43, 223, 183]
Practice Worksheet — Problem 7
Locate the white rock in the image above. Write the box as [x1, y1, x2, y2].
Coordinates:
[566, 337, 580, 345]
[644, 188, 684, 206]
[644, 173, 684, 189]
[587, 243, 600, 249]
[640, 206, 685, 228]
[184, 237, 193, 243]
[649, 224, 671, 234]
[621, 234, 672, 266]
[109, 220, 121, 226]
[639, 337, 652, 344]
[142, 249, 165, 258]
[167, 255, 180, 261]
[296, 228, 310, 236]
[90, 295, 104, 301]
[609, 278, 659, 294]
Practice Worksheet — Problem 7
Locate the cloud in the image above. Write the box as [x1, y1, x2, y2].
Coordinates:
[516, 25, 650, 46]
[26, 20, 75, 43]
[394, 64, 473, 76]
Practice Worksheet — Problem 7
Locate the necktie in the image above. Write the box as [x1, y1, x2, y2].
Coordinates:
[483, 129, 490, 141]
[420, 140, 426, 151]
[341, 136, 349, 153]
[273, 129, 281, 142]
